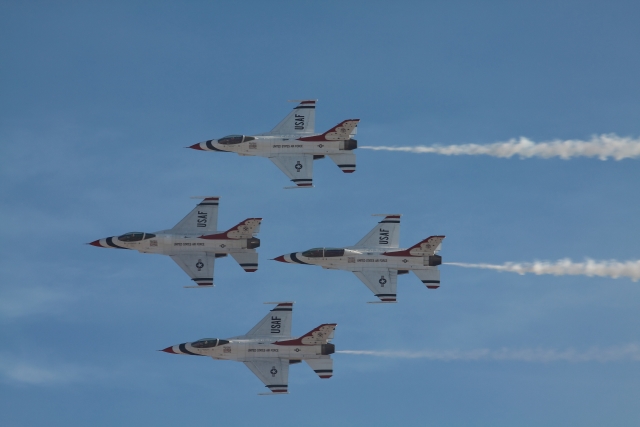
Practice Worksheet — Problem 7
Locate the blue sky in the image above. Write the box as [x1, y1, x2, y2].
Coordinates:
[1, 1, 640, 426]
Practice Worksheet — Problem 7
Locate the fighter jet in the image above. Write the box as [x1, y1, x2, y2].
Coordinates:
[274, 214, 444, 303]
[188, 100, 359, 188]
[89, 197, 261, 288]
[161, 302, 336, 394]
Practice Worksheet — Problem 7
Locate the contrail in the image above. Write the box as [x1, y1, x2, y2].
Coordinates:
[446, 259, 640, 281]
[361, 134, 640, 160]
[337, 344, 640, 362]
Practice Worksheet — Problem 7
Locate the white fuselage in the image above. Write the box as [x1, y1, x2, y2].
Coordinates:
[167, 337, 328, 362]
[93, 231, 255, 256]
[285, 248, 429, 272]
[208, 135, 353, 157]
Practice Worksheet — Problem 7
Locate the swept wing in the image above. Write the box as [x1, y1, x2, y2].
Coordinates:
[353, 268, 398, 303]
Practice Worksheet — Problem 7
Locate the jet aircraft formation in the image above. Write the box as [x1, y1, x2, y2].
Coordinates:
[90, 100, 444, 393]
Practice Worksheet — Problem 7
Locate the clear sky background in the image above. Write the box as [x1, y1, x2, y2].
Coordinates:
[2, 1, 640, 426]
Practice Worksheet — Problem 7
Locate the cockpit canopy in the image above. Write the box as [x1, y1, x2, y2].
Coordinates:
[218, 135, 256, 145]
[301, 247, 345, 258]
[118, 232, 156, 242]
[191, 338, 230, 348]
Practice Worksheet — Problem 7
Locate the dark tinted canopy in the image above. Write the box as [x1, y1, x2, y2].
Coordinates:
[118, 232, 155, 242]
[324, 248, 345, 257]
[301, 248, 345, 258]
[218, 135, 256, 145]
[191, 338, 230, 348]
[302, 248, 324, 258]
[118, 232, 144, 242]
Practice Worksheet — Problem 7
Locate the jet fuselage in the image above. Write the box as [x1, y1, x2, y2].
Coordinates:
[276, 247, 435, 272]
[90, 231, 259, 256]
[163, 337, 334, 362]
[192, 135, 357, 158]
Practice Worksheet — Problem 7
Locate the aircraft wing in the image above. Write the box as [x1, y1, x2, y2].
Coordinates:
[244, 302, 293, 338]
[353, 268, 398, 303]
[243, 358, 289, 394]
[169, 252, 215, 287]
[352, 215, 401, 249]
[269, 155, 314, 188]
[267, 100, 316, 135]
[171, 197, 219, 233]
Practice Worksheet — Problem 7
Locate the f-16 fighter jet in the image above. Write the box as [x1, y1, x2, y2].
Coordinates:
[188, 100, 359, 188]
[89, 197, 261, 288]
[274, 214, 444, 303]
[161, 302, 336, 394]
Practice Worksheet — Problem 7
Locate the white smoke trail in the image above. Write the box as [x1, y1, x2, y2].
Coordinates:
[361, 134, 640, 160]
[446, 259, 640, 281]
[337, 344, 640, 362]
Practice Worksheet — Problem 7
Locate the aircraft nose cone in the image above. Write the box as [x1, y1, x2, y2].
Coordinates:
[160, 346, 177, 354]
[272, 255, 287, 263]
[188, 143, 204, 150]
[88, 240, 103, 247]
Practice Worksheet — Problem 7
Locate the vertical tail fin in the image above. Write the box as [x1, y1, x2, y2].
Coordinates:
[407, 235, 444, 256]
[299, 119, 359, 142]
[275, 324, 337, 346]
[199, 218, 262, 240]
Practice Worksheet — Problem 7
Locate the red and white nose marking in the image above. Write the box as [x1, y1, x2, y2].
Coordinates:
[160, 343, 203, 356]
[88, 237, 129, 250]
[188, 140, 219, 151]
[273, 253, 309, 265]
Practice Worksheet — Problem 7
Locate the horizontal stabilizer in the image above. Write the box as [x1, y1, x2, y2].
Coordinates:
[327, 152, 356, 173]
[230, 251, 258, 272]
[413, 268, 441, 289]
[305, 358, 334, 379]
